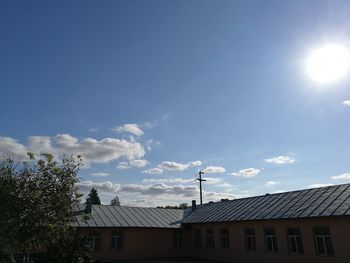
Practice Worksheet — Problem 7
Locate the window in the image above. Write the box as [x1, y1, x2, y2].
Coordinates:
[193, 229, 201, 248]
[313, 227, 334, 256]
[264, 228, 278, 253]
[287, 228, 303, 254]
[174, 230, 183, 248]
[88, 236, 101, 251]
[206, 229, 215, 248]
[111, 230, 123, 250]
[220, 229, 229, 249]
[244, 228, 256, 252]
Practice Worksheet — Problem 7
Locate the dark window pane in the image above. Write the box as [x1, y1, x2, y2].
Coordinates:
[252, 236, 256, 250]
[111, 237, 115, 249]
[273, 237, 278, 252]
[314, 227, 330, 236]
[265, 229, 275, 235]
[94, 237, 101, 251]
[325, 237, 334, 255]
[316, 237, 326, 255]
[289, 237, 297, 253]
[297, 237, 304, 254]
[288, 228, 301, 235]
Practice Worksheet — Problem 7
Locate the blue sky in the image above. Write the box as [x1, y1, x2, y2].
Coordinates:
[1, 0, 350, 206]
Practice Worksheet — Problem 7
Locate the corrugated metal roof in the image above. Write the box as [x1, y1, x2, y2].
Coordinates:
[71, 184, 350, 228]
[181, 183, 350, 224]
[71, 204, 183, 228]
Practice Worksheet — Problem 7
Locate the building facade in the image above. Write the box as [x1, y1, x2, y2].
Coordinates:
[73, 183, 350, 262]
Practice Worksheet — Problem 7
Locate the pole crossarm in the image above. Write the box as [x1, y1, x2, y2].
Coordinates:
[196, 170, 206, 205]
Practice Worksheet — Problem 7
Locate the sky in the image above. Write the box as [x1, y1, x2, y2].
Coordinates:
[1, 0, 350, 207]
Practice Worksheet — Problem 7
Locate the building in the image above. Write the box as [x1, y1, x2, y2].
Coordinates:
[72, 183, 350, 262]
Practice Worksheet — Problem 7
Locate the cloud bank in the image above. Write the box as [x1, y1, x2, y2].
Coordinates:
[0, 134, 145, 164]
[142, 160, 202, 174]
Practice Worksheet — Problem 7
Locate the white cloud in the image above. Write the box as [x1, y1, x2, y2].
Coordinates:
[143, 122, 156, 129]
[112, 124, 144, 136]
[89, 128, 99, 132]
[331, 173, 350, 180]
[27, 136, 54, 154]
[117, 182, 238, 201]
[204, 191, 237, 201]
[142, 167, 164, 174]
[203, 166, 226, 174]
[116, 162, 129, 169]
[144, 139, 162, 151]
[265, 156, 295, 164]
[77, 180, 120, 193]
[142, 177, 224, 185]
[0, 137, 27, 156]
[142, 160, 201, 174]
[143, 178, 194, 184]
[92, 172, 110, 177]
[308, 183, 333, 188]
[265, 181, 279, 187]
[231, 168, 260, 177]
[342, 100, 350, 106]
[205, 177, 224, 185]
[0, 134, 145, 164]
[78, 181, 238, 206]
[130, 159, 148, 168]
[118, 183, 198, 197]
[189, 160, 202, 166]
[158, 160, 202, 171]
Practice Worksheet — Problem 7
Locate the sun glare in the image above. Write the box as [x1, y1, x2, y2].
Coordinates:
[306, 43, 350, 84]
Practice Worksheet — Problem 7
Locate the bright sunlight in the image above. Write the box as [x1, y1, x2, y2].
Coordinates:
[306, 43, 350, 84]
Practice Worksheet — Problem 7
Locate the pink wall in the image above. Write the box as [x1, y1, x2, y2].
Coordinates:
[80, 227, 188, 262]
[187, 217, 350, 263]
[80, 216, 350, 263]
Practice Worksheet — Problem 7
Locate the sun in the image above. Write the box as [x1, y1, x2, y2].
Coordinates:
[305, 43, 350, 84]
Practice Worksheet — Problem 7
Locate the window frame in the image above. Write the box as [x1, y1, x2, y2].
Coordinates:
[174, 229, 183, 248]
[111, 230, 123, 251]
[206, 229, 215, 248]
[264, 227, 278, 253]
[286, 227, 303, 255]
[313, 226, 334, 256]
[193, 229, 201, 248]
[220, 228, 230, 249]
[88, 235, 101, 251]
[244, 228, 257, 252]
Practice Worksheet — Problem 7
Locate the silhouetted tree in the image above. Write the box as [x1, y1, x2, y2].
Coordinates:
[110, 196, 120, 206]
[0, 153, 92, 263]
[85, 188, 101, 205]
[157, 203, 188, 210]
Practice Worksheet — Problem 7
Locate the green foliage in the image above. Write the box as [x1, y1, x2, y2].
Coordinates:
[157, 202, 188, 210]
[0, 153, 92, 263]
[45, 228, 92, 263]
[85, 188, 101, 205]
[110, 196, 120, 206]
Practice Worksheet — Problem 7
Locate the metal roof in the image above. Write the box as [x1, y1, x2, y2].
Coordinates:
[71, 204, 183, 228]
[181, 183, 350, 224]
[71, 184, 350, 228]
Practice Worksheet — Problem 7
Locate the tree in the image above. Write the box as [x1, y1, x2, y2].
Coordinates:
[0, 153, 92, 263]
[179, 203, 188, 209]
[156, 203, 188, 210]
[110, 196, 120, 206]
[85, 188, 101, 205]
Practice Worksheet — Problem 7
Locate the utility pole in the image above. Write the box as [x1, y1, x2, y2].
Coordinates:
[196, 170, 206, 205]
